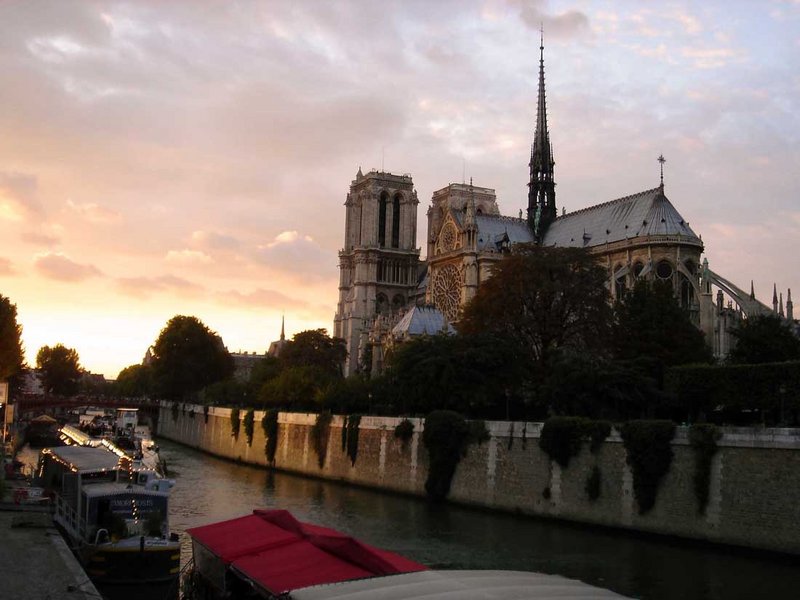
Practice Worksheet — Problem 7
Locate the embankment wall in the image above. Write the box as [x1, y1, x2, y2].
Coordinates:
[156, 405, 800, 555]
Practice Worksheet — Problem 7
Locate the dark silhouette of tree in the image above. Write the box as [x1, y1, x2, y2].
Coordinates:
[728, 315, 800, 365]
[379, 332, 525, 418]
[0, 294, 25, 382]
[280, 329, 346, 377]
[460, 244, 613, 374]
[150, 315, 234, 400]
[36, 344, 83, 396]
[115, 364, 154, 398]
[613, 280, 712, 367]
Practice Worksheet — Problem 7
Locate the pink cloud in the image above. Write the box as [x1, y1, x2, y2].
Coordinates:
[34, 252, 102, 281]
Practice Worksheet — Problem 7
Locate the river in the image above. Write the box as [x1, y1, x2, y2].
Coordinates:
[156, 437, 799, 600]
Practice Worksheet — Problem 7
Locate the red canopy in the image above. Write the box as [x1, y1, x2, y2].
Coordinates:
[187, 509, 427, 594]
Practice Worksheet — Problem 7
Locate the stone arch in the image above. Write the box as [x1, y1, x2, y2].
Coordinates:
[378, 191, 389, 247]
[392, 294, 405, 312]
[375, 293, 389, 316]
[392, 192, 402, 248]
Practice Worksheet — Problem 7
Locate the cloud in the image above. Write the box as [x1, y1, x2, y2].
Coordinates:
[34, 252, 102, 281]
[0, 171, 41, 218]
[682, 46, 741, 69]
[66, 199, 120, 223]
[165, 249, 212, 264]
[217, 287, 306, 309]
[256, 230, 337, 281]
[0, 257, 14, 275]
[115, 274, 203, 298]
[190, 230, 240, 251]
[512, 0, 590, 37]
[21, 230, 60, 246]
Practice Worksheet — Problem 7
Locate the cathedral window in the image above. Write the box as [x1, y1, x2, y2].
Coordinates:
[431, 264, 463, 322]
[633, 261, 644, 278]
[392, 193, 401, 248]
[379, 191, 389, 247]
[656, 260, 673, 280]
[376, 293, 389, 316]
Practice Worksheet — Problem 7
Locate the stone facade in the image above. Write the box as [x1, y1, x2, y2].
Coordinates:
[334, 169, 420, 375]
[158, 405, 800, 556]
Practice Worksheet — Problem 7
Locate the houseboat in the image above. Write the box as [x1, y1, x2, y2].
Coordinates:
[36, 444, 180, 591]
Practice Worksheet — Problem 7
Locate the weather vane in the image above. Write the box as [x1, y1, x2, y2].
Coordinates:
[657, 154, 666, 187]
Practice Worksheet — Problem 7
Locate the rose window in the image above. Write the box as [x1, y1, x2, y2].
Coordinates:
[431, 263, 462, 322]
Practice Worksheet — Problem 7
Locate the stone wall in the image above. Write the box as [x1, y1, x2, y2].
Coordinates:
[156, 405, 800, 555]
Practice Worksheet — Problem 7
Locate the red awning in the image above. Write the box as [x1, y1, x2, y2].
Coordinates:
[187, 509, 428, 595]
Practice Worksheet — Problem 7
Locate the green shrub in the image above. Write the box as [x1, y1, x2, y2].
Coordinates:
[422, 410, 472, 501]
[310, 411, 332, 469]
[394, 419, 414, 448]
[468, 420, 490, 445]
[620, 420, 676, 514]
[539, 417, 586, 468]
[585, 420, 612, 453]
[261, 409, 280, 464]
[243, 409, 255, 447]
[230, 407, 241, 439]
[689, 423, 722, 514]
[585, 465, 602, 501]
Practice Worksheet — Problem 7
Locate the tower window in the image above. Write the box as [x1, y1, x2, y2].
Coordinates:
[378, 191, 388, 247]
[656, 260, 673, 280]
[392, 193, 401, 248]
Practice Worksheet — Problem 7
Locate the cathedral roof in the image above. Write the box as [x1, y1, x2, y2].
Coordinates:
[392, 306, 455, 338]
[472, 214, 534, 252]
[542, 187, 702, 248]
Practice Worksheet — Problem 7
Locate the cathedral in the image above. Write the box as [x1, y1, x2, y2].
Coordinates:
[333, 39, 789, 376]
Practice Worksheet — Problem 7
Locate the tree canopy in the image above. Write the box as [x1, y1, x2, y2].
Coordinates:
[727, 315, 800, 365]
[36, 344, 83, 396]
[115, 363, 154, 398]
[460, 244, 613, 373]
[280, 329, 346, 377]
[0, 294, 25, 382]
[613, 280, 712, 367]
[151, 315, 234, 400]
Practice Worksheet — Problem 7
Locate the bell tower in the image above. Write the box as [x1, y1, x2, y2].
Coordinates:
[334, 168, 420, 376]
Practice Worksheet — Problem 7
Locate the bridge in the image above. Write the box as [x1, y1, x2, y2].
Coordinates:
[14, 394, 161, 421]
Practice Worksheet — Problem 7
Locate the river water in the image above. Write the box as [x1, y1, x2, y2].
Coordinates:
[155, 438, 800, 600]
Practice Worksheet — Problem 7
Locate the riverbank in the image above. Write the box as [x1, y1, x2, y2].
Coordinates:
[156, 404, 800, 556]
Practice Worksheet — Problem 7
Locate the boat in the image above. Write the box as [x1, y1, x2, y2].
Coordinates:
[35, 443, 180, 592]
[184, 509, 633, 600]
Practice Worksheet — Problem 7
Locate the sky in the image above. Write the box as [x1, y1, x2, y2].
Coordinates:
[0, 0, 798, 378]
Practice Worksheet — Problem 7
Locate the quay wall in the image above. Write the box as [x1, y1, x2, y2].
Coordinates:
[156, 405, 800, 555]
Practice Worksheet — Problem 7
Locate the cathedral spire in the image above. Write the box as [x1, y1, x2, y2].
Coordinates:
[788, 289, 794, 321]
[750, 280, 755, 301]
[527, 28, 556, 242]
[280, 314, 285, 341]
[773, 283, 779, 313]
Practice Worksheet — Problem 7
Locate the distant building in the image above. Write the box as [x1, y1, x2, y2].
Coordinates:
[267, 316, 289, 358]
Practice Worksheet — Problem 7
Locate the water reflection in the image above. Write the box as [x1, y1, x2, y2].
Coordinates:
[158, 439, 799, 600]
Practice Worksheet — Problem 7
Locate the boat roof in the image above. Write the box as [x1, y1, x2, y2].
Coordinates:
[187, 510, 427, 595]
[44, 445, 120, 473]
[290, 570, 633, 600]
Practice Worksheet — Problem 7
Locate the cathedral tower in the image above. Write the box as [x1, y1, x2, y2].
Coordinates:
[527, 31, 556, 242]
[334, 169, 420, 375]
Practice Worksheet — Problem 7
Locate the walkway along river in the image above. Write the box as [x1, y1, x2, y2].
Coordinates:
[159, 438, 800, 600]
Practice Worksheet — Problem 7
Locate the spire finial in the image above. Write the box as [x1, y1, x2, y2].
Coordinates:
[280, 314, 285, 341]
[750, 280, 755, 300]
[657, 154, 666, 188]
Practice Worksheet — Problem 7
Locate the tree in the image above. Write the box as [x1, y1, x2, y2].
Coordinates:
[115, 364, 154, 398]
[0, 294, 25, 382]
[613, 280, 712, 367]
[280, 329, 346, 378]
[36, 344, 83, 396]
[460, 244, 613, 374]
[728, 315, 800, 365]
[378, 332, 525, 418]
[150, 316, 234, 400]
[258, 365, 334, 411]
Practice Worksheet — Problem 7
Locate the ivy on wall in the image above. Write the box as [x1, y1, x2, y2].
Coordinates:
[171, 402, 179, 423]
[310, 411, 332, 469]
[585, 465, 602, 501]
[689, 423, 722, 514]
[243, 409, 255, 447]
[261, 409, 279, 464]
[230, 407, 241, 440]
[620, 420, 676, 514]
[394, 419, 414, 449]
[345, 414, 362, 466]
[203, 404, 209, 424]
[538, 417, 586, 468]
[422, 411, 489, 501]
